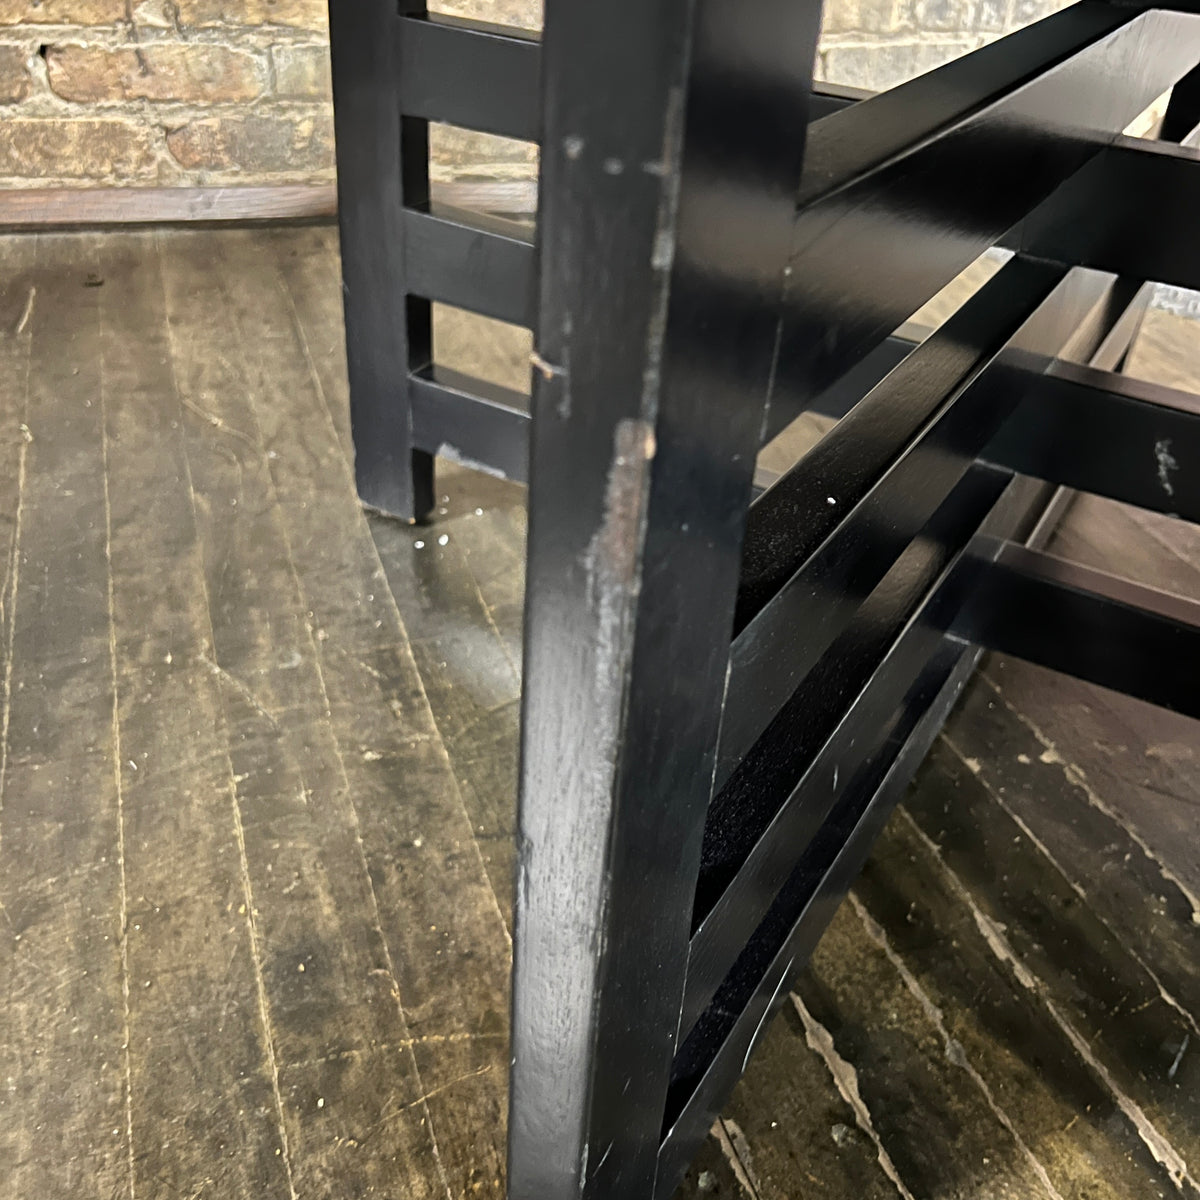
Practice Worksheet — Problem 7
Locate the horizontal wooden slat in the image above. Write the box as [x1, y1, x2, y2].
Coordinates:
[719, 259, 1070, 781]
[0, 184, 338, 228]
[398, 13, 542, 142]
[403, 203, 535, 326]
[660, 462, 1069, 1195]
[0, 182, 540, 230]
[773, 331, 915, 436]
[659, 638, 977, 1198]
[1022, 136, 1200, 292]
[740, 257, 1061, 624]
[767, 4, 1200, 436]
[955, 543, 1200, 719]
[396, 17, 862, 148]
[806, 80, 872, 120]
[682, 465, 1014, 1039]
[984, 360, 1200, 522]
[410, 364, 531, 481]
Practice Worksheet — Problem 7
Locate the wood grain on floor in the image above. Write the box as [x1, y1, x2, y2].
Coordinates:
[0, 227, 1196, 1200]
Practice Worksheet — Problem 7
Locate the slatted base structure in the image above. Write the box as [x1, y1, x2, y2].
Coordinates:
[328, 2, 1200, 1197]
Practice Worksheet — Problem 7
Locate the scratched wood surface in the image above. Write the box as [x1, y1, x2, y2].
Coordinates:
[0, 226, 1197, 1200]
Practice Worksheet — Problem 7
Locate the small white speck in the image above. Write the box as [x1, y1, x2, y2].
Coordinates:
[413, 836, 424, 849]
[128, 760, 138, 772]
[297, 963, 305, 972]
[316, 1097, 324, 1109]
[826, 496, 837, 507]
[414, 540, 425, 549]
[475, 508, 483, 516]
[564, 135, 584, 159]
[437, 534, 449, 546]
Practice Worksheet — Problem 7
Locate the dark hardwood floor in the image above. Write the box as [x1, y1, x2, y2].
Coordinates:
[0, 226, 1196, 1199]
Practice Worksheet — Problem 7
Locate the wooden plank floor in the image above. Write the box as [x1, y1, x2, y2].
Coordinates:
[0, 227, 1196, 1200]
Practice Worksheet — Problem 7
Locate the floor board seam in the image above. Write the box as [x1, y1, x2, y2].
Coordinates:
[0, 236, 34, 870]
[847, 891, 1066, 1200]
[216, 237, 460, 1200]
[940, 728, 1200, 1041]
[154, 232, 301, 1200]
[98, 248, 138, 1200]
[712, 1117, 763, 1200]
[790, 992, 917, 1200]
[269, 244, 515, 954]
[978, 669, 1200, 924]
[899, 806, 1198, 1193]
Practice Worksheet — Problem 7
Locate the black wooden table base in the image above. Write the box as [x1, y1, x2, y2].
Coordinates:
[327, 2, 1200, 1195]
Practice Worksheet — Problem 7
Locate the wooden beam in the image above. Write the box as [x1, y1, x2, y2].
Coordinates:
[0, 180, 538, 231]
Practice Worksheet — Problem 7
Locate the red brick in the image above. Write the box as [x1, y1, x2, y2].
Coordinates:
[0, 119, 156, 179]
[165, 113, 333, 174]
[0, 0, 124, 23]
[46, 43, 264, 103]
[170, 0, 328, 29]
[432, 0, 541, 28]
[269, 43, 330, 101]
[0, 44, 29, 102]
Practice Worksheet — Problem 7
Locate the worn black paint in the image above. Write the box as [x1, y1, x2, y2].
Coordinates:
[325, 4, 1200, 1196]
[511, 0, 824, 1194]
[328, 0, 434, 521]
[397, 13, 542, 144]
[957, 543, 1200, 719]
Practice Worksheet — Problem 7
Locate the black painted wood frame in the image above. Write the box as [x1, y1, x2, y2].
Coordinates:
[327, 3, 1200, 1196]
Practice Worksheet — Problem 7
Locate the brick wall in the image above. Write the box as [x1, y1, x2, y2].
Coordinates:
[817, 0, 1070, 91]
[0, 0, 333, 186]
[0, 0, 1071, 190]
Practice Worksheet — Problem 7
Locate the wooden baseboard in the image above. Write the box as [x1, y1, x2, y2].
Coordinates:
[0, 180, 538, 230]
[0, 184, 338, 229]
